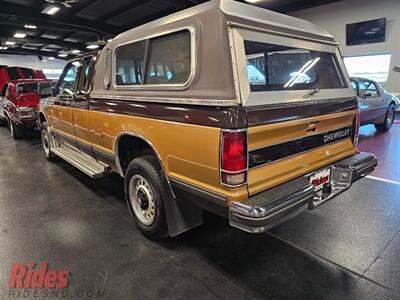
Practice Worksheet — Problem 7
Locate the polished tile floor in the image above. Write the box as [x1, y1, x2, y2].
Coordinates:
[0, 123, 399, 299]
[358, 122, 400, 183]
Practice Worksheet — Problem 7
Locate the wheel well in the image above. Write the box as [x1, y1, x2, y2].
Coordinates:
[389, 101, 397, 108]
[117, 135, 159, 175]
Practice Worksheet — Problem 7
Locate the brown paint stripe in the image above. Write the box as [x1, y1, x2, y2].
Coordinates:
[89, 97, 357, 129]
[89, 98, 247, 128]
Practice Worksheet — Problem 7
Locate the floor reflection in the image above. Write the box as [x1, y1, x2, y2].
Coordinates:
[358, 122, 400, 182]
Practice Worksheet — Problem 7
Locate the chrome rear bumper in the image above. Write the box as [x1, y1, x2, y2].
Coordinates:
[229, 152, 377, 233]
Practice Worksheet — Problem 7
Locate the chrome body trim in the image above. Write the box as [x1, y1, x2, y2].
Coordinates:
[90, 94, 238, 106]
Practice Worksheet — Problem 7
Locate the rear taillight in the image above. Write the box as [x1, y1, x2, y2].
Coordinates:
[352, 110, 360, 147]
[220, 130, 247, 187]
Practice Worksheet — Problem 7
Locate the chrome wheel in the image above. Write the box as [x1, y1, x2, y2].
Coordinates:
[387, 107, 395, 126]
[41, 129, 50, 157]
[129, 175, 156, 226]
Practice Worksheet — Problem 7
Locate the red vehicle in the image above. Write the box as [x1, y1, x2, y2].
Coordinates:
[0, 66, 46, 93]
[0, 79, 54, 139]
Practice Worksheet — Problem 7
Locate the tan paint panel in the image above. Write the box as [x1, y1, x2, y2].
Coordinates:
[47, 105, 75, 138]
[73, 108, 93, 145]
[88, 110, 248, 202]
[248, 140, 357, 195]
[248, 111, 356, 151]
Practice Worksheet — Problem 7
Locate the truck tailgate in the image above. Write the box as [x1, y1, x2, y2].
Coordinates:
[247, 110, 357, 196]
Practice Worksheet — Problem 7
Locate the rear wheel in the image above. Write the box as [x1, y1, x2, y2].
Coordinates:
[10, 120, 24, 139]
[41, 122, 58, 161]
[375, 104, 396, 131]
[124, 156, 169, 239]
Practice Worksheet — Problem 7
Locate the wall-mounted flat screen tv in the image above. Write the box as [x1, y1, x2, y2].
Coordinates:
[346, 18, 386, 46]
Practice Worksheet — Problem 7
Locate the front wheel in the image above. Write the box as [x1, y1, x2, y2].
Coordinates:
[41, 122, 58, 162]
[10, 120, 24, 139]
[375, 104, 396, 131]
[0, 117, 7, 127]
[124, 156, 169, 239]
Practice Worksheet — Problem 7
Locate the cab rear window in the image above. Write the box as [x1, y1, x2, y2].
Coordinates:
[245, 41, 346, 92]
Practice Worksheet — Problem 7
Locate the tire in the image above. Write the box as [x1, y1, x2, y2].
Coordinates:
[40, 122, 59, 162]
[10, 120, 24, 139]
[375, 104, 396, 131]
[0, 117, 7, 127]
[124, 156, 169, 239]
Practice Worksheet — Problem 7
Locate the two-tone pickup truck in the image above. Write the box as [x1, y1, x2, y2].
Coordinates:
[37, 0, 377, 239]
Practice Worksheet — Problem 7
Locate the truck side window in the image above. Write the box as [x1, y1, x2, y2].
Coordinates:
[76, 56, 93, 95]
[114, 29, 192, 86]
[115, 40, 146, 85]
[359, 80, 379, 97]
[144, 30, 191, 84]
[58, 61, 79, 96]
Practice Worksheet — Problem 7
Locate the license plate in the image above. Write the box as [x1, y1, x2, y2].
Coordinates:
[309, 168, 331, 191]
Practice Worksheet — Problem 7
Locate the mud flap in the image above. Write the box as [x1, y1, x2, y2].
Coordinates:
[164, 191, 203, 237]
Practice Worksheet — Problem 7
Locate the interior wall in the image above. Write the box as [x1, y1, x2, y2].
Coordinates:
[0, 54, 66, 77]
[291, 0, 400, 94]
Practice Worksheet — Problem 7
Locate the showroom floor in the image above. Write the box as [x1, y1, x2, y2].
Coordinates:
[0, 123, 399, 299]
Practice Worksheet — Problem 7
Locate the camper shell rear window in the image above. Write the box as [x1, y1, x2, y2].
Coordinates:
[245, 41, 347, 92]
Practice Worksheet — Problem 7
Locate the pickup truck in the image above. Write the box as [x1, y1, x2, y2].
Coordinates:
[37, 0, 377, 239]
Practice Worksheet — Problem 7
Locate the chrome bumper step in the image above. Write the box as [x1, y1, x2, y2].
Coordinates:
[229, 152, 378, 233]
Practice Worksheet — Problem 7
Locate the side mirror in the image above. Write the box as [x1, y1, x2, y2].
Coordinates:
[52, 85, 59, 97]
[363, 91, 372, 98]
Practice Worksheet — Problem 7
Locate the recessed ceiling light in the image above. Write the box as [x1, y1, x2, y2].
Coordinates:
[24, 24, 37, 29]
[71, 49, 81, 54]
[58, 53, 68, 58]
[86, 44, 99, 50]
[48, 56, 55, 60]
[14, 33, 26, 39]
[5, 41, 16, 45]
[42, 5, 61, 15]
[0, 46, 8, 50]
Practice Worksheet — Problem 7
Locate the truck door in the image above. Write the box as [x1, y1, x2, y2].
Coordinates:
[73, 55, 96, 158]
[357, 79, 385, 125]
[49, 60, 79, 148]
